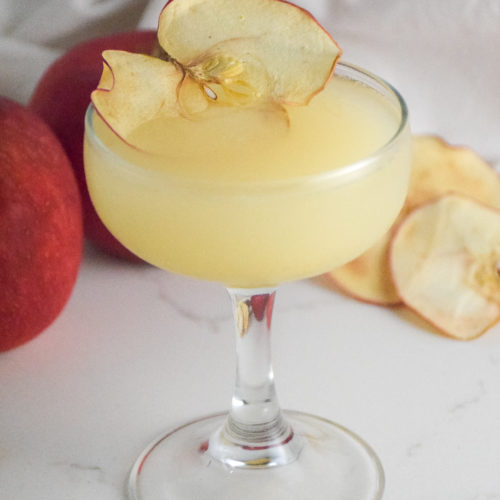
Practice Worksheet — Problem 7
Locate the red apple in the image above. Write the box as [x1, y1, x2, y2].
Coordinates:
[29, 31, 157, 260]
[0, 97, 83, 351]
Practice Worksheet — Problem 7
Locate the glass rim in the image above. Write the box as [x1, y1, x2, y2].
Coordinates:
[85, 61, 409, 190]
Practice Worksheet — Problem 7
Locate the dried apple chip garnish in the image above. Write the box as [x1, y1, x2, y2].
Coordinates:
[390, 194, 500, 340]
[92, 51, 184, 138]
[158, 0, 341, 105]
[91, 0, 341, 144]
[326, 135, 500, 306]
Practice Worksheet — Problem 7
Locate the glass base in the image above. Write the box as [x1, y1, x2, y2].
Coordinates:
[128, 410, 384, 500]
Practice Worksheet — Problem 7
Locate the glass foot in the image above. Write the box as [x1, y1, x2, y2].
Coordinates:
[128, 410, 384, 500]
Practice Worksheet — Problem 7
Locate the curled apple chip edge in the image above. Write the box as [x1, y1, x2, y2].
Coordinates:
[389, 193, 500, 340]
[90, 50, 185, 141]
[325, 135, 500, 307]
[158, 0, 342, 106]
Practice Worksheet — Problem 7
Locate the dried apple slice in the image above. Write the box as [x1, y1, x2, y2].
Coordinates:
[390, 194, 500, 340]
[92, 0, 341, 145]
[158, 0, 341, 105]
[91, 50, 185, 139]
[407, 135, 500, 211]
[326, 135, 500, 306]
[326, 237, 400, 305]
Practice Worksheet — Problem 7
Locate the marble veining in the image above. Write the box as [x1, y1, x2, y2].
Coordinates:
[405, 441, 423, 458]
[447, 380, 486, 416]
[51, 461, 106, 483]
[155, 277, 231, 334]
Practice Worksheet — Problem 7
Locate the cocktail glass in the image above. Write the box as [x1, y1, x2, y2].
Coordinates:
[84, 62, 411, 500]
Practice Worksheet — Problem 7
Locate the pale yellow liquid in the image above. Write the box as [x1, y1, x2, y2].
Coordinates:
[85, 72, 411, 287]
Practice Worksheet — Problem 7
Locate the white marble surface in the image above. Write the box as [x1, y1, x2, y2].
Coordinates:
[1, 242, 500, 500]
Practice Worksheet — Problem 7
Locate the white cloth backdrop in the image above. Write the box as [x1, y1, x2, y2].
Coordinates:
[1, 0, 499, 163]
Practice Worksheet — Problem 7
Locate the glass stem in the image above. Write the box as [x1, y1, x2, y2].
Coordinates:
[207, 288, 303, 468]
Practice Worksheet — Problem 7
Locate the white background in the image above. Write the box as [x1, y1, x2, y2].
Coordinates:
[1, 1, 500, 499]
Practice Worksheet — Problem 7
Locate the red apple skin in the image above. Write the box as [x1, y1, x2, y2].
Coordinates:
[29, 31, 157, 261]
[0, 97, 83, 352]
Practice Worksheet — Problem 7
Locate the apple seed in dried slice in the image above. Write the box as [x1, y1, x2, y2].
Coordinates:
[390, 194, 500, 340]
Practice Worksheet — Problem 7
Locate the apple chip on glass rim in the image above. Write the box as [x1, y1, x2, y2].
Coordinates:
[91, 0, 341, 146]
[325, 135, 500, 307]
[390, 194, 500, 340]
